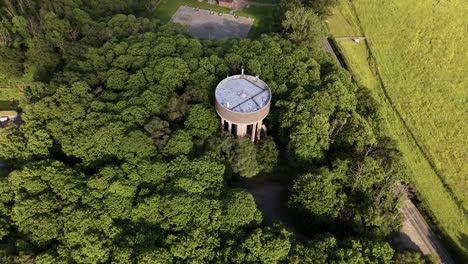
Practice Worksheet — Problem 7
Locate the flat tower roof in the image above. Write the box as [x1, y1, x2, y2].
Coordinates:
[215, 75, 271, 114]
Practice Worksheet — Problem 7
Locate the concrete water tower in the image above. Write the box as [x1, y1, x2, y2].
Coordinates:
[215, 71, 271, 142]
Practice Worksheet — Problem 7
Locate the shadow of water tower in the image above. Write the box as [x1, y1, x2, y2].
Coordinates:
[215, 70, 271, 142]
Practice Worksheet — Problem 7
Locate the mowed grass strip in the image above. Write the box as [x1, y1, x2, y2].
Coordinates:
[327, 1, 468, 256]
[326, 3, 360, 37]
[154, 0, 275, 37]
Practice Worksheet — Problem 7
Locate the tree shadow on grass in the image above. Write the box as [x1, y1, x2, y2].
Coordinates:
[0, 100, 11, 111]
[456, 233, 468, 262]
[0, 100, 20, 112]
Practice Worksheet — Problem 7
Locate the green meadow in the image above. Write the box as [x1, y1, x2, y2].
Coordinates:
[352, 0, 467, 209]
[327, 0, 468, 256]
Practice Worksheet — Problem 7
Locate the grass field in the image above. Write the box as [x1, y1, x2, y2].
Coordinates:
[352, 0, 468, 209]
[327, 0, 467, 257]
[154, 0, 276, 37]
[250, 0, 279, 4]
[247, 0, 275, 3]
[0, 88, 20, 111]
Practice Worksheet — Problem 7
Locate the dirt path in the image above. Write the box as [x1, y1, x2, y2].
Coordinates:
[321, 38, 348, 69]
[321, 39, 335, 54]
[242, 177, 306, 240]
[397, 199, 455, 263]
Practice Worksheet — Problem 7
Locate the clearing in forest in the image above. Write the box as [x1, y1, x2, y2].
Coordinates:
[326, 0, 468, 257]
[0, 87, 20, 111]
[171, 6, 253, 40]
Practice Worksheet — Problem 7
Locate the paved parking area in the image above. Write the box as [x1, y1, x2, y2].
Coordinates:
[170, 6, 253, 40]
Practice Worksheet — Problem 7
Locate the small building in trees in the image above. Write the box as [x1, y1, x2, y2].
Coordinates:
[215, 71, 271, 142]
[218, 0, 234, 8]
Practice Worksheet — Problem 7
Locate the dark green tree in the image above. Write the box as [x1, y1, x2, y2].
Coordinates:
[256, 136, 279, 173]
[231, 225, 292, 263]
[8, 161, 85, 245]
[394, 250, 432, 264]
[163, 130, 193, 157]
[221, 189, 262, 233]
[282, 6, 329, 47]
[290, 168, 347, 219]
[184, 104, 219, 139]
[231, 138, 260, 178]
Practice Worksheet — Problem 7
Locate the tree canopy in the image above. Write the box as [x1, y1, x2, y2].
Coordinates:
[0, 0, 408, 262]
[282, 6, 329, 47]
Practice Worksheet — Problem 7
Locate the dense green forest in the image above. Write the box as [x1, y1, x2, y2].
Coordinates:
[0, 0, 427, 263]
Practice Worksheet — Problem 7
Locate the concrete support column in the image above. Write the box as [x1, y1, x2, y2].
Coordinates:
[250, 123, 256, 142]
[237, 124, 245, 137]
[256, 120, 262, 141]
[219, 119, 265, 140]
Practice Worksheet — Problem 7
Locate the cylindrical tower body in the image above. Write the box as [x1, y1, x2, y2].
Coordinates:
[215, 74, 271, 141]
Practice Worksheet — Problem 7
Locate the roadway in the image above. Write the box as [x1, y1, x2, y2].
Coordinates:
[399, 199, 455, 263]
